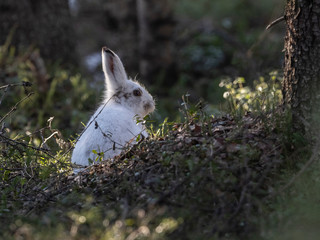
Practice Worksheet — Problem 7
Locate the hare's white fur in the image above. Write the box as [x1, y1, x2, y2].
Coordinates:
[71, 47, 155, 166]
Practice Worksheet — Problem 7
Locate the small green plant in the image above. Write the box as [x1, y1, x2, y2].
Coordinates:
[147, 116, 174, 139]
[180, 93, 210, 122]
[147, 93, 210, 140]
[90, 149, 105, 164]
[219, 72, 282, 118]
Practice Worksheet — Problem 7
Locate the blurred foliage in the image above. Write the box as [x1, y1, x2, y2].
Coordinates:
[256, 143, 320, 240]
[69, 0, 286, 123]
[146, 0, 283, 122]
[174, 0, 285, 44]
[0, 0, 77, 65]
[0, 34, 96, 138]
[220, 72, 282, 118]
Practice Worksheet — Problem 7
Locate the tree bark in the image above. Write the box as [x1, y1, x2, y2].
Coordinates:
[283, 0, 320, 135]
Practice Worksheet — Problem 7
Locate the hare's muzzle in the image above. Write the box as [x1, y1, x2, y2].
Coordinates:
[144, 102, 155, 114]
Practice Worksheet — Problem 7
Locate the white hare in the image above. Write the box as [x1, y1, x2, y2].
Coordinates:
[71, 47, 155, 166]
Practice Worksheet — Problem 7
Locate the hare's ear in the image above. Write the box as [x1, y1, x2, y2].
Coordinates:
[102, 47, 128, 92]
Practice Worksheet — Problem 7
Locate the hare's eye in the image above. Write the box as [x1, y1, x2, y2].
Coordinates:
[133, 89, 142, 97]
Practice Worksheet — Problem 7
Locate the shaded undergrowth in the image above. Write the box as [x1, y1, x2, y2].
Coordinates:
[0, 44, 309, 239]
[1, 102, 300, 239]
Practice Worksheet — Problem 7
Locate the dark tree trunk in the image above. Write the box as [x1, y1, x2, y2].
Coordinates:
[0, 0, 76, 65]
[283, 0, 320, 134]
[136, 0, 177, 93]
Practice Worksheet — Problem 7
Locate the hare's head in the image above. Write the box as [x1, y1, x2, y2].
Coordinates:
[102, 47, 155, 118]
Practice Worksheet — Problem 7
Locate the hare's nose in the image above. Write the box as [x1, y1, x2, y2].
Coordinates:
[144, 102, 155, 113]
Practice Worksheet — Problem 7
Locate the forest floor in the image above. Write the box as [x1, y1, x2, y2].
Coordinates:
[2, 107, 314, 240]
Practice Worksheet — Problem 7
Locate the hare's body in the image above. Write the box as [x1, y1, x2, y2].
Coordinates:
[71, 47, 155, 167]
[71, 104, 147, 166]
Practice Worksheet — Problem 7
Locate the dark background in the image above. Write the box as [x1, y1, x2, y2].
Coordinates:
[0, 0, 285, 136]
